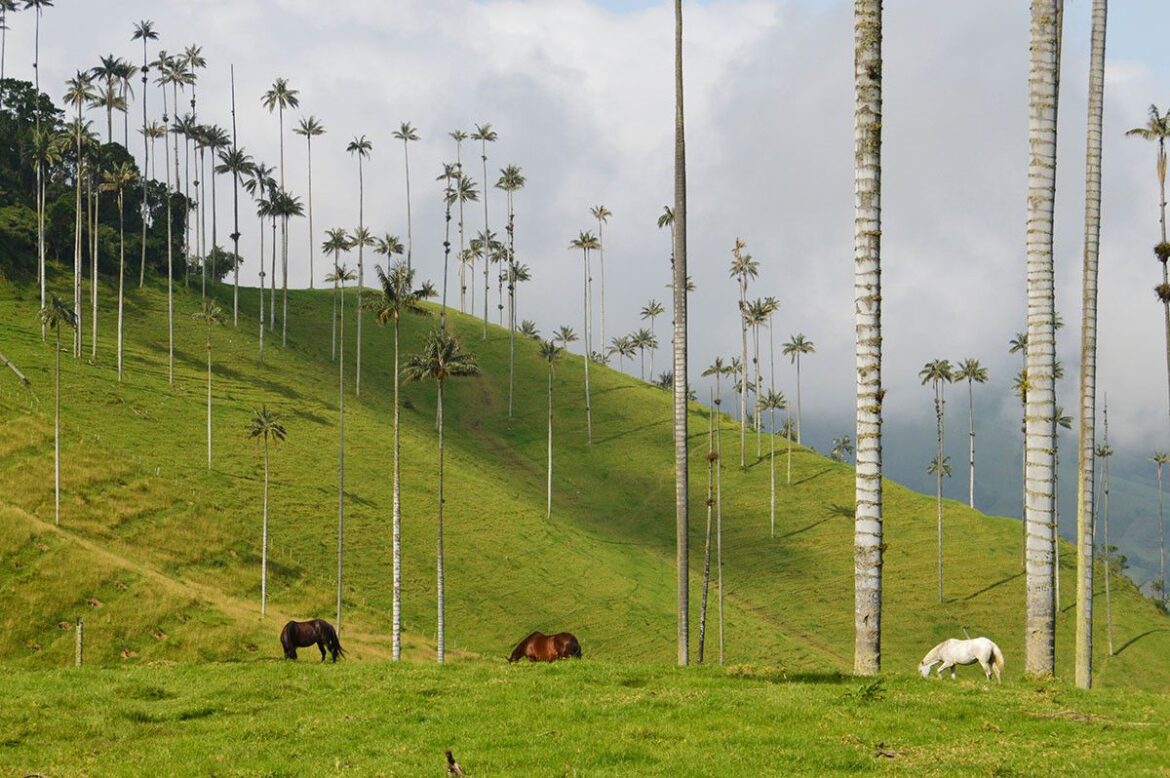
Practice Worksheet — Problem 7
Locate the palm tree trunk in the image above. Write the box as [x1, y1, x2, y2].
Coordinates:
[1024, 0, 1061, 678]
[935, 385, 944, 603]
[1075, 0, 1107, 690]
[258, 218, 266, 362]
[482, 145, 490, 338]
[403, 140, 413, 272]
[206, 326, 213, 469]
[331, 250, 339, 361]
[754, 322, 763, 457]
[508, 192, 516, 417]
[73, 122, 83, 359]
[1160, 466, 1167, 601]
[1102, 402, 1113, 655]
[281, 213, 288, 348]
[231, 68, 241, 327]
[54, 323, 60, 525]
[261, 437, 269, 618]
[547, 364, 554, 519]
[117, 193, 126, 382]
[582, 249, 593, 444]
[672, 0, 689, 667]
[337, 278, 346, 634]
[356, 157, 364, 397]
[38, 162, 45, 341]
[716, 383, 724, 664]
[199, 149, 207, 299]
[307, 137, 315, 289]
[599, 221, 606, 357]
[210, 160, 219, 284]
[770, 403, 776, 539]
[853, 0, 884, 677]
[437, 379, 446, 664]
[139, 42, 149, 288]
[269, 215, 276, 331]
[392, 319, 403, 661]
[739, 284, 748, 467]
[699, 402, 714, 663]
[967, 379, 976, 508]
[90, 176, 98, 361]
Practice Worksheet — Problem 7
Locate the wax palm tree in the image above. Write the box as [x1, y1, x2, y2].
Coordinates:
[698, 393, 716, 664]
[554, 326, 577, 350]
[350, 227, 375, 386]
[640, 299, 665, 377]
[322, 228, 351, 361]
[436, 162, 458, 321]
[90, 54, 122, 144]
[670, 0, 690, 665]
[29, 126, 63, 339]
[853, 0, 884, 676]
[920, 359, 953, 603]
[450, 171, 479, 313]
[154, 52, 178, 380]
[262, 77, 298, 310]
[520, 320, 539, 339]
[608, 335, 635, 374]
[244, 162, 275, 357]
[759, 389, 786, 538]
[498, 164, 526, 416]
[1075, 0, 1108, 689]
[630, 328, 656, 381]
[192, 301, 224, 469]
[393, 122, 420, 270]
[216, 145, 254, 325]
[114, 58, 137, 149]
[375, 234, 405, 277]
[591, 205, 612, 349]
[132, 20, 157, 287]
[783, 334, 815, 445]
[270, 188, 305, 346]
[1153, 451, 1170, 603]
[368, 261, 430, 661]
[346, 135, 372, 394]
[329, 263, 356, 632]
[471, 123, 497, 336]
[1024, 0, 1062, 678]
[569, 231, 601, 443]
[202, 124, 230, 282]
[292, 116, 324, 288]
[952, 358, 988, 509]
[746, 298, 769, 456]
[729, 239, 758, 467]
[64, 72, 95, 355]
[101, 162, 138, 382]
[403, 328, 481, 663]
[248, 406, 286, 618]
[832, 435, 855, 463]
[171, 112, 198, 287]
[538, 339, 563, 519]
[40, 295, 74, 526]
[450, 131, 470, 303]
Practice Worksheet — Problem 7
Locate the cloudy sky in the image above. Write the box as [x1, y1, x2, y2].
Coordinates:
[6, 0, 1170, 463]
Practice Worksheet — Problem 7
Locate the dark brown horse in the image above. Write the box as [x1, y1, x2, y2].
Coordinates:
[280, 619, 345, 662]
[508, 631, 582, 663]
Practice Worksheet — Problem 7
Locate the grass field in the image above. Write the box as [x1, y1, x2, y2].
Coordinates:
[1, 267, 1168, 690]
[5, 660, 1170, 776]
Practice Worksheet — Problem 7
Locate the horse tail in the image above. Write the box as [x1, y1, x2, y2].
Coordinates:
[280, 621, 294, 659]
[991, 642, 1005, 676]
[322, 621, 345, 659]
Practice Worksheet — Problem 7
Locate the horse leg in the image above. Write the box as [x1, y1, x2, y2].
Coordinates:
[318, 640, 327, 663]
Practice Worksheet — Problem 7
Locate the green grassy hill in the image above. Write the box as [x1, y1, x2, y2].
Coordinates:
[1, 269, 1167, 688]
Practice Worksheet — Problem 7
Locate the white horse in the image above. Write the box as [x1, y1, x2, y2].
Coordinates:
[918, 637, 1004, 682]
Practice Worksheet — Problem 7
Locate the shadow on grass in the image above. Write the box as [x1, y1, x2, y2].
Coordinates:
[963, 572, 1023, 602]
[1114, 627, 1170, 656]
[778, 518, 830, 539]
[791, 467, 834, 487]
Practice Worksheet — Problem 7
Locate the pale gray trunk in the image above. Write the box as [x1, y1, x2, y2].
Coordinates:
[91, 175, 98, 360]
[231, 68, 241, 327]
[967, 379, 976, 508]
[739, 281, 748, 467]
[853, 0, 884, 676]
[258, 215, 266, 362]
[1024, 0, 1061, 678]
[116, 193, 125, 382]
[356, 156, 364, 397]
[437, 380, 446, 663]
[1075, 0, 1107, 690]
[392, 319, 402, 660]
[1102, 398, 1113, 655]
[481, 143, 490, 338]
[403, 139, 413, 272]
[73, 113, 83, 358]
[934, 382, 944, 603]
[673, 0, 689, 667]
[164, 88, 174, 384]
[307, 138, 315, 288]
[547, 365, 553, 518]
[206, 326, 213, 469]
[337, 278, 346, 634]
[795, 355, 803, 445]
[582, 249, 593, 444]
[54, 325, 60, 525]
[139, 42, 149, 288]
[698, 401, 714, 663]
[598, 219, 606, 358]
[261, 438, 269, 618]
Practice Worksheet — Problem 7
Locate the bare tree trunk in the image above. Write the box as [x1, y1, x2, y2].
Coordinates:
[116, 193, 125, 382]
[547, 364, 554, 518]
[582, 250, 593, 444]
[1024, 0, 1061, 678]
[1074, 0, 1107, 689]
[356, 157, 364, 397]
[392, 320, 402, 661]
[437, 380, 446, 663]
[853, 0, 884, 676]
[673, 0, 689, 667]
[698, 399, 714, 662]
[337, 277, 345, 634]
[261, 437, 269, 618]
[54, 324, 61, 525]
[1102, 397, 1113, 655]
[0, 351, 30, 385]
[307, 137, 315, 288]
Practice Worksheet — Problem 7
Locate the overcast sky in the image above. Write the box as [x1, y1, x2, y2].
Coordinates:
[5, 0, 1170, 458]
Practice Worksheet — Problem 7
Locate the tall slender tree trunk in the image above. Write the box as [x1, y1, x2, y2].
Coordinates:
[231, 67, 241, 327]
[1102, 397, 1114, 655]
[795, 355, 803, 445]
[934, 383, 944, 603]
[598, 219, 606, 357]
[206, 325, 213, 469]
[337, 278, 346, 633]
[73, 120, 83, 359]
[53, 323, 61, 525]
[739, 282, 748, 467]
[258, 217, 266, 362]
[1024, 0, 1061, 678]
[853, 0, 884, 677]
[116, 193, 126, 382]
[437, 380, 446, 663]
[672, 0, 689, 667]
[90, 173, 98, 360]
[139, 41, 150, 288]
[1075, 0, 1107, 690]
[582, 250, 593, 444]
[508, 191, 516, 417]
[967, 378, 976, 507]
[716, 379, 724, 664]
[482, 145, 490, 338]
[279, 107, 288, 347]
[1159, 465, 1167, 601]
[392, 319, 403, 661]
[699, 401, 714, 663]
[356, 157, 364, 397]
[162, 89, 174, 384]
[307, 136, 315, 289]
[269, 214, 276, 330]
[547, 364, 554, 519]
[38, 161, 45, 341]
[261, 437, 269, 618]
[403, 140, 413, 272]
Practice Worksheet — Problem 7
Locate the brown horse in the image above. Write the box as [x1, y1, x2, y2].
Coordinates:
[280, 619, 345, 662]
[508, 631, 582, 663]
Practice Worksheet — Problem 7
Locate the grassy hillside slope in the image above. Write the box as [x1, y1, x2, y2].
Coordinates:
[1, 270, 1167, 688]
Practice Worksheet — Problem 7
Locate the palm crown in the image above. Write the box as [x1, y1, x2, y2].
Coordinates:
[402, 328, 481, 385]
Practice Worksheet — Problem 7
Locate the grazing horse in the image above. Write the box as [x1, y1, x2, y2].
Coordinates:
[918, 637, 1004, 682]
[508, 631, 582, 663]
[280, 619, 345, 662]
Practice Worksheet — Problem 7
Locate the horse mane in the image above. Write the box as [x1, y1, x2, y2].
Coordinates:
[922, 640, 949, 663]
